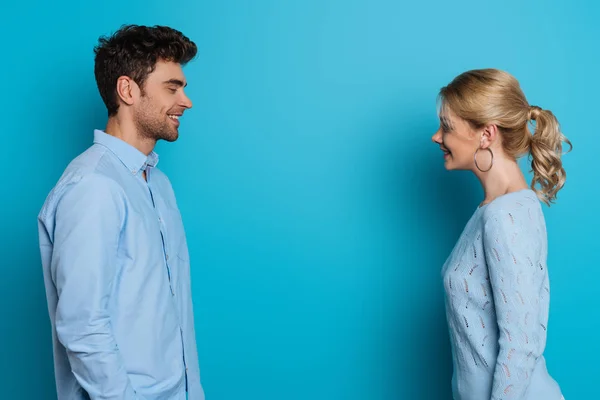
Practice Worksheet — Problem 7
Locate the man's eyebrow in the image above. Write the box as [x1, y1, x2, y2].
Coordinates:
[163, 79, 187, 87]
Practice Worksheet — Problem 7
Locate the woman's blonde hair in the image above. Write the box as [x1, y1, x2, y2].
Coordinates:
[438, 68, 572, 205]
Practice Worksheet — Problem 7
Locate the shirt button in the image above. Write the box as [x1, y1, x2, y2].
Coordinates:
[166, 254, 169, 260]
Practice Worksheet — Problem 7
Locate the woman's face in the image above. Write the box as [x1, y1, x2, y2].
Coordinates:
[432, 109, 481, 171]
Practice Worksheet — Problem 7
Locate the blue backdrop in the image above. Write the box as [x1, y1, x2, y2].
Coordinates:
[1, 0, 598, 399]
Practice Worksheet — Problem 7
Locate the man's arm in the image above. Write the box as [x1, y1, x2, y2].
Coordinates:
[52, 174, 138, 400]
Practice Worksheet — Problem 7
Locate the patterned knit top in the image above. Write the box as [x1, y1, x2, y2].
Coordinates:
[442, 189, 563, 400]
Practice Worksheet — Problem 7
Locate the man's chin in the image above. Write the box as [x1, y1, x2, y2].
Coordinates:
[158, 130, 179, 142]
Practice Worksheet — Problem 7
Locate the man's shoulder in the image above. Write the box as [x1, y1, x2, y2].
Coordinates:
[38, 146, 122, 220]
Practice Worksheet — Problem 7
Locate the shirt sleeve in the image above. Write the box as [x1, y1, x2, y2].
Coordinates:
[483, 208, 548, 400]
[51, 174, 139, 400]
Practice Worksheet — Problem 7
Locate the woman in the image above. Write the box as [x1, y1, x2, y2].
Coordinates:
[431, 69, 570, 400]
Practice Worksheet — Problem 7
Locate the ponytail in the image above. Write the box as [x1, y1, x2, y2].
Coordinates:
[528, 105, 572, 205]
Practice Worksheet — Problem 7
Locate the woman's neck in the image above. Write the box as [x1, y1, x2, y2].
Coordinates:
[475, 155, 529, 206]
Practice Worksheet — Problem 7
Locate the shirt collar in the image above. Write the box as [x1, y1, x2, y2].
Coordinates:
[93, 129, 159, 174]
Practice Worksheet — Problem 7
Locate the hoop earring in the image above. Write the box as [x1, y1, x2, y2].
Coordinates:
[474, 148, 494, 172]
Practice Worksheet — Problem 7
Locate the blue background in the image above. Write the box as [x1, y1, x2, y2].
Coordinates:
[1, 0, 598, 399]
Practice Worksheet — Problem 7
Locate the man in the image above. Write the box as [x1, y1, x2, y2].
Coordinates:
[37, 25, 204, 400]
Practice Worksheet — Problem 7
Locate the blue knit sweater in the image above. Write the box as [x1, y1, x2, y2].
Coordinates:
[442, 189, 563, 400]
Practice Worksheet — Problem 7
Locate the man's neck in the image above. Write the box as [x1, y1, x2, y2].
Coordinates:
[104, 116, 156, 156]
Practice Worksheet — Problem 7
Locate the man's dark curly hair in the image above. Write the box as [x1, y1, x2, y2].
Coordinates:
[94, 24, 197, 116]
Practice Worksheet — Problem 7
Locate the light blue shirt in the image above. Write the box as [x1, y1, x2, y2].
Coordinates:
[38, 130, 204, 400]
[442, 189, 562, 400]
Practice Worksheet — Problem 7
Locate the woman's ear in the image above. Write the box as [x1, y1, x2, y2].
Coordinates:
[479, 123, 499, 149]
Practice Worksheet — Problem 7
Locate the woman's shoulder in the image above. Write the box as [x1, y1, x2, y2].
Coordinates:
[480, 189, 544, 227]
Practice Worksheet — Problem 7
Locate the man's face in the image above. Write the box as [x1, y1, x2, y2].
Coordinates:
[133, 60, 192, 142]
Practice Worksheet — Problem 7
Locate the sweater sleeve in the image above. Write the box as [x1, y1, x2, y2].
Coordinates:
[483, 208, 548, 400]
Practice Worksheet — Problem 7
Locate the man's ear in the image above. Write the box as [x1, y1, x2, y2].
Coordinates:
[115, 76, 139, 106]
[479, 123, 499, 149]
